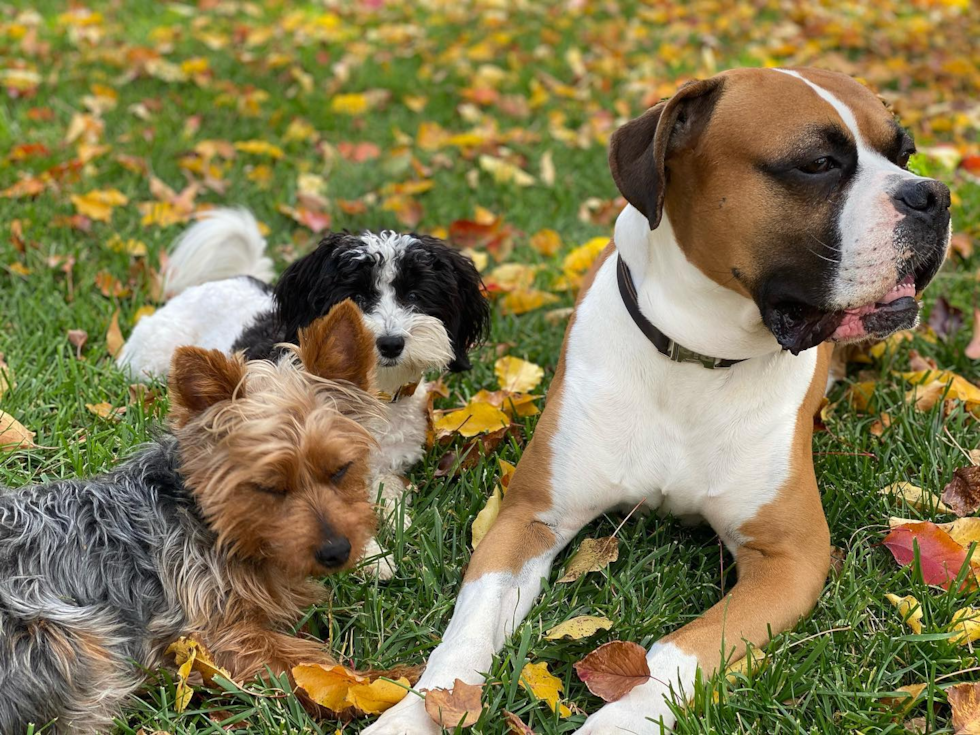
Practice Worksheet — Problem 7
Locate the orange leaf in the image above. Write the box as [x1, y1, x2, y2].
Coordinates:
[106, 310, 124, 357]
[574, 641, 650, 702]
[423, 679, 483, 728]
[882, 521, 976, 589]
[947, 681, 980, 733]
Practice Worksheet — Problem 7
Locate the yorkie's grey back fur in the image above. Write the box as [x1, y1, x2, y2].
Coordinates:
[0, 437, 214, 733]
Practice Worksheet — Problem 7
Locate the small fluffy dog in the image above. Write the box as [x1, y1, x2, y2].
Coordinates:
[118, 210, 490, 576]
[0, 302, 382, 733]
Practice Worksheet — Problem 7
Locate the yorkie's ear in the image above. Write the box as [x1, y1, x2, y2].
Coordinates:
[297, 299, 376, 391]
[169, 347, 246, 426]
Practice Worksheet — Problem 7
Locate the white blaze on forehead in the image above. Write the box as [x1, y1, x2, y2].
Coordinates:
[772, 68, 920, 310]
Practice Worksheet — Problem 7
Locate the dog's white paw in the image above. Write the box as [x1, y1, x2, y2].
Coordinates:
[575, 679, 676, 734]
[359, 537, 397, 581]
[361, 693, 438, 735]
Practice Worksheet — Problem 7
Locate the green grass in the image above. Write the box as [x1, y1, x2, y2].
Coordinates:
[2, 1, 980, 733]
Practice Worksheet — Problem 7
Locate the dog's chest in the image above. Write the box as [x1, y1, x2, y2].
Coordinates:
[548, 259, 818, 536]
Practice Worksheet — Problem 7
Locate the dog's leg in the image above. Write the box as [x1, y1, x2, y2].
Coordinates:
[210, 628, 337, 682]
[577, 470, 830, 733]
[363, 440, 593, 735]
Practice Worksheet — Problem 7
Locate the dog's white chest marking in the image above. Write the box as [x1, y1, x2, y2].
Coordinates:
[548, 208, 818, 546]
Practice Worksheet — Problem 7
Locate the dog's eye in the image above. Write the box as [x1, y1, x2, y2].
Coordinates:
[404, 291, 420, 303]
[330, 462, 353, 484]
[798, 156, 838, 174]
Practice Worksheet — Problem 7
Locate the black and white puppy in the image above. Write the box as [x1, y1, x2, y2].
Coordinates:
[119, 208, 490, 577]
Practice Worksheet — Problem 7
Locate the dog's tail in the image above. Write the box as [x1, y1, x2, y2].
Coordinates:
[161, 208, 274, 299]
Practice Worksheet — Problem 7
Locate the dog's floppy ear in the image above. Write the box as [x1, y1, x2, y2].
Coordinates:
[297, 299, 376, 391]
[274, 232, 354, 341]
[442, 245, 491, 373]
[169, 347, 246, 426]
[609, 77, 724, 230]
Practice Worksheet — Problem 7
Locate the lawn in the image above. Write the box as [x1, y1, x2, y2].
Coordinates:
[2, 1, 980, 733]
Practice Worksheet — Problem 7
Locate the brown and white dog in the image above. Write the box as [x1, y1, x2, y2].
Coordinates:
[365, 67, 951, 733]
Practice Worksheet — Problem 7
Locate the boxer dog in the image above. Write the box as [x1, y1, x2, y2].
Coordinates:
[365, 67, 950, 733]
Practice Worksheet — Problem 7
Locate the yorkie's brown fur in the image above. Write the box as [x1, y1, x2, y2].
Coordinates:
[0, 300, 384, 733]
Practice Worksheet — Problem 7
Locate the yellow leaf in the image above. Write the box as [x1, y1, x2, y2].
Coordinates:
[284, 118, 317, 143]
[433, 401, 509, 438]
[70, 188, 128, 222]
[471, 486, 502, 550]
[293, 664, 366, 712]
[345, 677, 411, 715]
[485, 263, 542, 292]
[881, 683, 927, 712]
[495, 356, 544, 393]
[885, 593, 923, 634]
[950, 608, 980, 646]
[166, 636, 232, 685]
[724, 648, 767, 682]
[0, 410, 34, 449]
[233, 140, 284, 159]
[519, 662, 571, 718]
[105, 234, 147, 257]
[499, 458, 516, 490]
[106, 310, 124, 357]
[479, 155, 536, 187]
[138, 201, 188, 228]
[85, 402, 124, 421]
[559, 236, 608, 290]
[846, 381, 876, 412]
[545, 616, 613, 641]
[8, 262, 31, 277]
[134, 305, 156, 324]
[880, 482, 951, 514]
[947, 518, 980, 549]
[174, 677, 194, 713]
[558, 537, 619, 583]
[499, 288, 559, 316]
[530, 229, 562, 257]
[331, 93, 370, 115]
[868, 330, 914, 359]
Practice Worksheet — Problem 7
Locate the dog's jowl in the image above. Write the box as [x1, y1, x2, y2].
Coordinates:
[366, 67, 950, 734]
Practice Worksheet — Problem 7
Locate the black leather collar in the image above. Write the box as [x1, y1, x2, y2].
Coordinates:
[616, 254, 745, 369]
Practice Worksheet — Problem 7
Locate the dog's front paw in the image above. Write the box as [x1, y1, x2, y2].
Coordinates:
[575, 679, 676, 734]
[362, 693, 438, 735]
[358, 537, 397, 581]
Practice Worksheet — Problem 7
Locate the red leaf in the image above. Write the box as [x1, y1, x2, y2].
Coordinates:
[573, 641, 650, 702]
[882, 521, 977, 589]
[961, 154, 980, 178]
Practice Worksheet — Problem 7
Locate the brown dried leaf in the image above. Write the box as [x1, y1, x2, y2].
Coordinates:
[106, 310, 124, 357]
[0, 410, 34, 449]
[947, 681, 980, 733]
[424, 678, 483, 728]
[942, 467, 980, 517]
[557, 537, 619, 583]
[67, 329, 88, 358]
[967, 309, 980, 360]
[504, 710, 536, 734]
[573, 641, 650, 702]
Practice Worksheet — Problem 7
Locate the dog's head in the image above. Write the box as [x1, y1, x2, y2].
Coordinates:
[169, 300, 384, 578]
[610, 67, 951, 355]
[273, 231, 490, 392]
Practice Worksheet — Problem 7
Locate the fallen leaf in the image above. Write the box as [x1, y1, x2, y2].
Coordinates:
[233, 140, 284, 159]
[293, 663, 410, 715]
[573, 641, 650, 702]
[433, 401, 510, 438]
[86, 402, 125, 421]
[70, 188, 128, 222]
[499, 288, 559, 316]
[967, 309, 980, 360]
[949, 607, 980, 646]
[167, 636, 233, 713]
[423, 678, 483, 728]
[495, 356, 544, 393]
[479, 155, 536, 187]
[519, 662, 571, 718]
[885, 593, 924, 634]
[881, 482, 951, 514]
[0, 355, 13, 398]
[67, 329, 88, 358]
[471, 486, 502, 550]
[943, 467, 980, 517]
[530, 229, 561, 257]
[947, 682, 980, 733]
[0, 410, 35, 449]
[558, 537, 619, 583]
[881, 683, 928, 712]
[545, 616, 613, 641]
[106, 310, 124, 357]
[883, 522, 975, 590]
[504, 710, 536, 734]
[928, 296, 964, 340]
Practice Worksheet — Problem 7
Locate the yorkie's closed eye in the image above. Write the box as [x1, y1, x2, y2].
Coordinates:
[330, 462, 352, 484]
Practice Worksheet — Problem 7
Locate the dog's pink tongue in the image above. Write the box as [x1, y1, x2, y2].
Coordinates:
[878, 275, 916, 305]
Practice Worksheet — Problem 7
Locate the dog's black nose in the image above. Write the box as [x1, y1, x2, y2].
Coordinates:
[376, 335, 405, 359]
[315, 537, 351, 568]
[893, 179, 951, 221]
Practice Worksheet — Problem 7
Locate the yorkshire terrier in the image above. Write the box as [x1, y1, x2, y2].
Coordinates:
[0, 301, 382, 733]
[117, 209, 492, 577]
